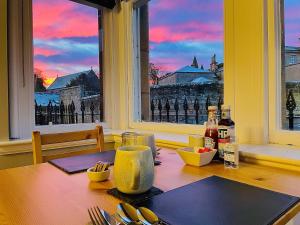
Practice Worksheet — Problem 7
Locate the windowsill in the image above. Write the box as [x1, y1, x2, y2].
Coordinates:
[113, 129, 300, 171]
[1, 128, 300, 171]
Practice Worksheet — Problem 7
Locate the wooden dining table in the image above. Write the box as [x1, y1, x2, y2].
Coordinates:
[0, 148, 299, 225]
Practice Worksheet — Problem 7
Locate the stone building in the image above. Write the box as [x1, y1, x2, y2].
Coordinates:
[34, 69, 102, 124]
[285, 63, 300, 82]
[57, 86, 101, 123]
[285, 46, 300, 66]
[158, 56, 222, 86]
[284, 46, 300, 82]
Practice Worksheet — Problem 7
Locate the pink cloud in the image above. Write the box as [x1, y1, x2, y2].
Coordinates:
[150, 21, 223, 43]
[34, 60, 62, 77]
[34, 47, 60, 56]
[150, 0, 222, 11]
[33, 0, 98, 39]
[150, 57, 190, 73]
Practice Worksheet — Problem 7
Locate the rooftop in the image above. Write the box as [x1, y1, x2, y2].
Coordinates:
[175, 65, 211, 73]
[285, 46, 300, 52]
[191, 76, 216, 84]
[47, 70, 95, 90]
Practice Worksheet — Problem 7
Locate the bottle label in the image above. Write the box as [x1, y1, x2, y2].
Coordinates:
[224, 152, 235, 162]
[204, 137, 215, 149]
[218, 126, 230, 158]
[224, 143, 239, 165]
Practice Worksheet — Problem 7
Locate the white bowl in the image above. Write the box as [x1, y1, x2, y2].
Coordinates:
[177, 147, 217, 166]
[87, 167, 110, 182]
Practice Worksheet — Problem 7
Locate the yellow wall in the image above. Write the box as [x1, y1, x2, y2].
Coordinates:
[0, 0, 9, 141]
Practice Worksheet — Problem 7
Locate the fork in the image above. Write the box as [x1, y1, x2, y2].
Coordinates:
[88, 206, 107, 225]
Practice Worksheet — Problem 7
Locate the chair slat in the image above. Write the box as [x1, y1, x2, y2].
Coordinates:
[32, 126, 104, 164]
[40, 129, 98, 145]
[43, 148, 99, 162]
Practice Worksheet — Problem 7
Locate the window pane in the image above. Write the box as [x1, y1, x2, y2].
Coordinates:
[282, 0, 300, 130]
[135, 0, 224, 124]
[33, 0, 103, 126]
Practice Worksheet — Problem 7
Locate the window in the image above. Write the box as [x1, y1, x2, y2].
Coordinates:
[32, 0, 104, 126]
[289, 55, 297, 64]
[133, 0, 224, 125]
[282, 0, 300, 130]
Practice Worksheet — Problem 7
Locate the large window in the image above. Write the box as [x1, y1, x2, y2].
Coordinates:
[33, 0, 103, 126]
[134, 0, 224, 125]
[282, 0, 300, 130]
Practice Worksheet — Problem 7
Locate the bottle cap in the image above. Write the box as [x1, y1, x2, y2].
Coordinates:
[208, 106, 217, 111]
[221, 105, 230, 110]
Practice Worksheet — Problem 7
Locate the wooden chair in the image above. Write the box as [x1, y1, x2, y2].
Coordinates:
[32, 125, 104, 164]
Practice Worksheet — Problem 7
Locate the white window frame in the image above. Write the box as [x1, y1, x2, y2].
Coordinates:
[268, 0, 300, 146]
[128, 0, 225, 135]
[8, 0, 110, 139]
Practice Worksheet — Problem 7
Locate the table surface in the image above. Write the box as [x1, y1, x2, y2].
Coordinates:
[0, 148, 299, 225]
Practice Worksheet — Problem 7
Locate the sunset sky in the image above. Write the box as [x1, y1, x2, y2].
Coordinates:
[33, 0, 300, 86]
[285, 0, 300, 47]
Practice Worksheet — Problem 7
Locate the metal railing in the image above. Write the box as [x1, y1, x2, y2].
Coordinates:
[35, 100, 101, 125]
[150, 96, 223, 124]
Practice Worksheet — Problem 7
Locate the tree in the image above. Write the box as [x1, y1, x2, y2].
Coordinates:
[34, 74, 46, 92]
[149, 63, 160, 85]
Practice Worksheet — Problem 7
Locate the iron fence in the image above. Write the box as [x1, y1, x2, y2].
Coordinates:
[35, 90, 299, 129]
[150, 96, 223, 124]
[35, 100, 100, 125]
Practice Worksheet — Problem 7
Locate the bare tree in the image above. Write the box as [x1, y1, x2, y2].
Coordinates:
[149, 63, 160, 85]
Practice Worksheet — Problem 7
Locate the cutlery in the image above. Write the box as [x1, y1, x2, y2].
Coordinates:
[113, 214, 138, 225]
[136, 207, 160, 225]
[101, 208, 122, 225]
[117, 203, 164, 225]
[90, 203, 164, 225]
[88, 207, 105, 225]
[117, 203, 141, 224]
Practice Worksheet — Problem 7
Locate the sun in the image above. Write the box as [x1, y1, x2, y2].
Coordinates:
[43, 77, 56, 87]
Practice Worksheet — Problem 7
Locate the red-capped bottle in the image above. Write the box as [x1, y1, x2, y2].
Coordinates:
[204, 106, 219, 160]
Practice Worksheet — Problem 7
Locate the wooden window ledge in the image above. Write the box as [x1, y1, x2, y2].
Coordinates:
[1, 129, 300, 172]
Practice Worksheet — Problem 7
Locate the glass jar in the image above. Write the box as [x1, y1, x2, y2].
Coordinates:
[121, 132, 138, 146]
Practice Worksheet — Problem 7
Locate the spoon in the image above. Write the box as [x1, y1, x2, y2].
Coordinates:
[137, 207, 160, 225]
[117, 203, 141, 224]
[101, 209, 120, 225]
[113, 214, 139, 225]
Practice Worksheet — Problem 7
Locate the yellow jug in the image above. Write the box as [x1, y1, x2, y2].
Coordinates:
[114, 145, 154, 194]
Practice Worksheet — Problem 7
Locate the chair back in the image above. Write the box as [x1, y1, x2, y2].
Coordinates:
[32, 125, 104, 164]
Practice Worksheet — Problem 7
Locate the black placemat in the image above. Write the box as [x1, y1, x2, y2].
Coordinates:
[107, 187, 164, 205]
[48, 150, 116, 174]
[136, 176, 300, 225]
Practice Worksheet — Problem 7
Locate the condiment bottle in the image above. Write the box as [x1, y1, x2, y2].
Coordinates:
[224, 136, 239, 169]
[218, 105, 235, 160]
[204, 106, 219, 160]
